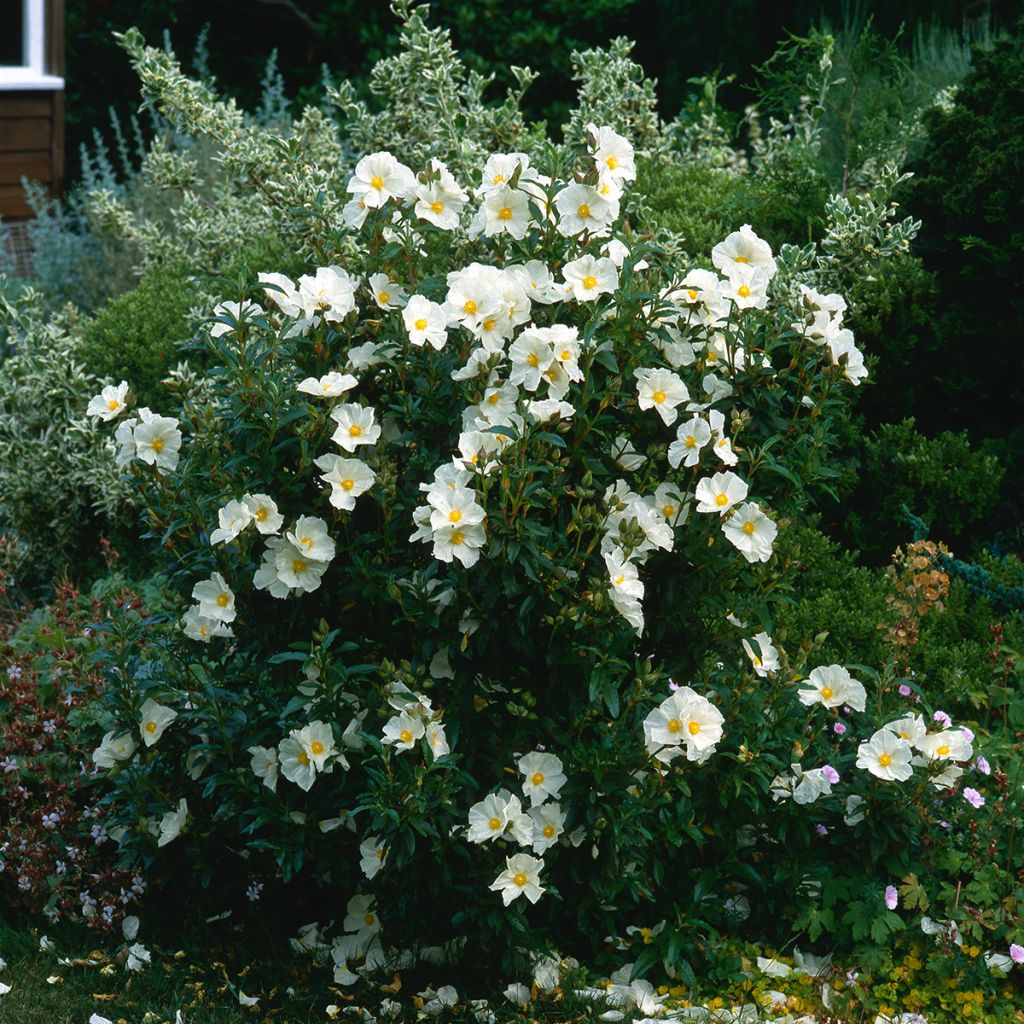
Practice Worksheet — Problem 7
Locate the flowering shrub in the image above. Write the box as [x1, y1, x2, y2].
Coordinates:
[70, 103, 1022, 989]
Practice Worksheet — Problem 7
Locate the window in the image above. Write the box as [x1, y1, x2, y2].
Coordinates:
[0, 0, 64, 90]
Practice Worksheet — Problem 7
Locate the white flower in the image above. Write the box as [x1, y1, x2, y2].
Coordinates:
[856, 729, 914, 782]
[695, 471, 748, 515]
[722, 502, 778, 563]
[259, 272, 307, 323]
[133, 409, 182, 473]
[269, 539, 329, 593]
[414, 169, 468, 230]
[331, 404, 382, 452]
[248, 745, 279, 792]
[529, 803, 565, 854]
[554, 183, 613, 236]
[298, 266, 359, 324]
[297, 372, 359, 398]
[742, 631, 779, 677]
[489, 854, 544, 906]
[918, 730, 973, 763]
[92, 730, 138, 769]
[476, 186, 531, 239]
[279, 734, 317, 791]
[643, 688, 724, 764]
[359, 836, 388, 879]
[87, 381, 129, 421]
[243, 493, 283, 534]
[114, 416, 137, 466]
[296, 720, 338, 772]
[210, 299, 262, 337]
[382, 712, 425, 751]
[368, 272, 408, 310]
[157, 798, 188, 847]
[719, 263, 770, 310]
[347, 151, 416, 208]
[209, 499, 252, 545]
[882, 713, 927, 747]
[139, 698, 177, 747]
[467, 790, 532, 846]
[343, 894, 381, 940]
[517, 752, 566, 807]
[711, 224, 777, 279]
[799, 665, 867, 712]
[667, 415, 712, 468]
[432, 521, 487, 567]
[562, 254, 618, 302]
[314, 454, 376, 511]
[191, 571, 236, 623]
[605, 551, 644, 602]
[125, 943, 151, 972]
[403, 294, 450, 350]
[589, 124, 636, 183]
[285, 515, 336, 564]
[509, 330, 555, 391]
[476, 152, 539, 197]
[634, 367, 689, 426]
[181, 605, 233, 642]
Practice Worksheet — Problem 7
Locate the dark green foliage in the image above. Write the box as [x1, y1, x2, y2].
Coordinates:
[77, 262, 195, 407]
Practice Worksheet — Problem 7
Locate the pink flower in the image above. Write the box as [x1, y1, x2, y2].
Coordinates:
[963, 787, 985, 809]
[960, 725, 975, 743]
[821, 765, 840, 784]
[884, 885, 898, 911]
[815, 824, 829, 837]
[898, 684, 912, 697]
[833, 722, 846, 735]
[977, 755, 991, 776]
[1010, 943, 1024, 964]
[933, 710, 952, 728]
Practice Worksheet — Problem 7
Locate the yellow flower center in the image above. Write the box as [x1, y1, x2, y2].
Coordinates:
[376, 848, 385, 860]
[297, 750, 310, 765]
[483, 318, 496, 332]
[145, 721, 157, 734]
[377, 293, 390, 307]
[292, 559, 308, 574]
[487, 392, 501, 405]
[255, 508, 268, 522]
[492, 174, 505, 184]
[734, 255, 749, 264]
[560, 349, 572, 361]
[937, 745, 950, 756]
[107, 399, 121, 410]
[685, 435, 697, 448]
[199, 625, 208, 638]
[753, 656, 762, 666]
[707, 350, 718, 361]
[543, 824, 556, 838]
[450, 530, 465, 545]
[300, 536, 313, 549]
[364, 913, 375, 926]
[652, 389, 667, 404]
[577, 203, 591, 219]
[463, 300, 477, 315]
[151, 438, 165, 453]
[340, 478, 354, 491]
[605, 155, 618, 170]
[688, 720, 701, 735]
[614, 574, 625, 585]
[582, 275, 597, 290]
[370, 175, 384, 189]
[715, 492, 729, 507]
[216, 593, 229, 607]
[531, 771, 545, 786]
[666, 718, 682, 734]
[662, 504, 675, 518]
[526, 352, 540, 367]
[687, 289, 698, 301]
[498, 207, 513, 221]
[414, 317, 427, 331]
[737, 285, 751, 299]
[399, 729, 413, 744]
[349, 424, 362, 437]
[879, 753, 893, 767]
[310, 741, 325, 755]
[742, 521, 756, 535]
[448, 509, 462, 523]
[513, 872, 528, 887]
[489, 817, 502, 831]
[820, 687, 834, 701]
[430, 200, 444, 214]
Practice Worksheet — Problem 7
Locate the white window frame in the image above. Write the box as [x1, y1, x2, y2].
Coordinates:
[0, 0, 64, 90]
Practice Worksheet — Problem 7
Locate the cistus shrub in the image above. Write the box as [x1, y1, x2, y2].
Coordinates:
[71, 80, 1014, 987]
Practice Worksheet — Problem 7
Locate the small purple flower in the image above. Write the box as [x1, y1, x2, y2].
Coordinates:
[977, 755, 991, 776]
[960, 725, 975, 743]
[1011, 943, 1024, 965]
[933, 710, 952, 728]
[833, 722, 846, 735]
[668, 679, 680, 691]
[938, 819, 951, 829]
[898, 684, 912, 697]
[884, 885, 899, 911]
[821, 765, 840, 784]
[963, 787, 985, 809]
[815, 824, 829, 837]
